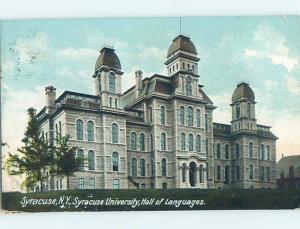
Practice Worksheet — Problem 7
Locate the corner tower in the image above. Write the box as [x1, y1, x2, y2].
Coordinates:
[231, 82, 257, 132]
[93, 47, 123, 109]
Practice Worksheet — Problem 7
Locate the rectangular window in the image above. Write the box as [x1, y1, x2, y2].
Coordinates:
[205, 114, 208, 131]
[79, 178, 84, 189]
[89, 178, 95, 189]
[249, 164, 254, 180]
[113, 179, 120, 189]
[260, 166, 265, 181]
[216, 165, 221, 180]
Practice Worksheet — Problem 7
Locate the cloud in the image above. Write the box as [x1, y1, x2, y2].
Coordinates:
[56, 48, 98, 60]
[244, 25, 298, 72]
[264, 80, 278, 90]
[1, 60, 15, 75]
[285, 75, 300, 95]
[137, 46, 166, 61]
[210, 93, 232, 124]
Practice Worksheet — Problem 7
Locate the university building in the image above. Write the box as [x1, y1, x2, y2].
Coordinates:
[35, 35, 278, 190]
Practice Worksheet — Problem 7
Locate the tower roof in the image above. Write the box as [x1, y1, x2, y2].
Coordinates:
[167, 35, 197, 58]
[95, 47, 121, 70]
[232, 82, 255, 102]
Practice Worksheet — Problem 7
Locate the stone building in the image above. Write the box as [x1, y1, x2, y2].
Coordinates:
[35, 35, 278, 190]
[276, 155, 300, 188]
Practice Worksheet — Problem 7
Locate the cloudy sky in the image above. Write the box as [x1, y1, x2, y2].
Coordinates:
[1, 16, 300, 191]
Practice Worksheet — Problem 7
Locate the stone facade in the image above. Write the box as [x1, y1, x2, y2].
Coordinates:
[35, 35, 277, 190]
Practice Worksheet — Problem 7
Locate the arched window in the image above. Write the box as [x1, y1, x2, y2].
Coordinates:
[236, 166, 240, 181]
[181, 133, 186, 150]
[249, 164, 254, 179]
[140, 133, 145, 151]
[179, 106, 185, 125]
[216, 143, 221, 159]
[249, 142, 253, 158]
[109, 72, 116, 93]
[206, 138, 209, 156]
[216, 165, 221, 180]
[131, 158, 137, 176]
[112, 152, 119, 171]
[76, 119, 84, 140]
[87, 121, 94, 141]
[89, 178, 95, 189]
[160, 106, 166, 125]
[131, 132, 137, 150]
[196, 109, 201, 127]
[182, 164, 187, 182]
[266, 145, 270, 160]
[112, 123, 119, 143]
[161, 133, 166, 150]
[196, 135, 201, 152]
[77, 149, 84, 171]
[199, 165, 204, 183]
[260, 144, 265, 160]
[225, 144, 230, 159]
[235, 143, 240, 158]
[186, 80, 192, 95]
[236, 103, 240, 119]
[247, 103, 251, 118]
[88, 150, 95, 170]
[225, 165, 230, 184]
[140, 159, 146, 176]
[188, 134, 193, 151]
[187, 107, 194, 126]
[162, 158, 167, 176]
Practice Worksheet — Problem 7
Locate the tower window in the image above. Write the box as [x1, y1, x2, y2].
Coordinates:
[130, 132, 137, 150]
[76, 119, 84, 140]
[109, 72, 116, 93]
[160, 106, 166, 125]
[247, 103, 251, 118]
[236, 103, 240, 119]
[161, 133, 166, 150]
[181, 133, 186, 150]
[112, 123, 119, 143]
[186, 80, 192, 96]
[179, 106, 185, 125]
[187, 106, 194, 126]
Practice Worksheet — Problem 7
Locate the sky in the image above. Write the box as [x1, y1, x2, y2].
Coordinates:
[1, 16, 300, 191]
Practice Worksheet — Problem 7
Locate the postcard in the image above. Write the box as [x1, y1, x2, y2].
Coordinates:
[0, 16, 300, 212]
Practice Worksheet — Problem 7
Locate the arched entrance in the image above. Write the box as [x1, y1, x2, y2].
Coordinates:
[189, 162, 197, 187]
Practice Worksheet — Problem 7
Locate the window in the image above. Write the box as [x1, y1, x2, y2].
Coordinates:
[266, 145, 270, 160]
[88, 150, 95, 170]
[77, 149, 84, 171]
[161, 133, 166, 150]
[59, 121, 62, 137]
[260, 166, 265, 181]
[179, 106, 185, 125]
[188, 134, 193, 151]
[225, 144, 230, 159]
[151, 160, 155, 176]
[140, 133, 145, 151]
[140, 183, 146, 189]
[206, 139, 209, 156]
[112, 152, 119, 171]
[162, 182, 168, 189]
[199, 165, 204, 183]
[55, 123, 58, 141]
[225, 165, 230, 184]
[89, 178, 95, 189]
[160, 106, 166, 125]
[266, 167, 270, 181]
[140, 159, 146, 176]
[131, 132, 137, 150]
[289, 166, 294, 177]
[131, 158, 137, 176]
[87, 121, 94, 141]
[109, 97, 112, 107]
[247, 103, 251, 117]
[150, 134, 154, 151]
[260, 144, 265, 160]
[182, 164, 187, 182]
[235, 143, 240, 159]
[205, 114, 208, 131]
[79, 178, 84, 189]
[186, 81, 192, 96]
[196, 109, 201, 127]
[216, 143, 221, 159]
[149, 107, 153, 122]
[249, 164, 254, 180]
[109, 72, 116, 93]
[76, 119, 84, 140]
[115, 98, 118, 107]
[181, 133, 186, 150]
[236, 166, 240, 181]
[236, 103, 240, 119]
[187, 107, 194, 126]
[112, 123, 119, 143]
[113, 179, 120, 189]
[206, 162, 209, 179]
[249, 142, 253, 158]
[216, 165, 221, 180]
[162, 158, 167, 176]
[196, 135, 201, 152]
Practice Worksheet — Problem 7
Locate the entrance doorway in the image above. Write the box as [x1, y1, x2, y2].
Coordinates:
[189, 162, 197, 187]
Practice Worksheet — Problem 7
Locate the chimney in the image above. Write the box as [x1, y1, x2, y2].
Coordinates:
[27, 107, 36, 122]
[135, 70, 143, 97]
[45, 86, 56, 114]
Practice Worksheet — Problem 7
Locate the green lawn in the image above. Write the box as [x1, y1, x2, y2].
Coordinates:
[2, 188, 300, 212]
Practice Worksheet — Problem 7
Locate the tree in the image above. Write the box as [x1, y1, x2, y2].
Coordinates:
[51, 134, 84, 190]
[5, 108, 53, 191]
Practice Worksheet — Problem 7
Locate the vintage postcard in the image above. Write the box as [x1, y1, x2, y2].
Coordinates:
[0, 16, 300, 212]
